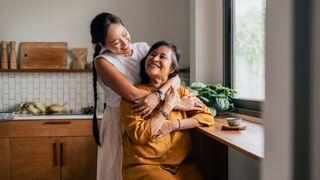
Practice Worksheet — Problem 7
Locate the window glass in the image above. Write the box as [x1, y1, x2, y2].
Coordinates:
[233, 0, 266, 100]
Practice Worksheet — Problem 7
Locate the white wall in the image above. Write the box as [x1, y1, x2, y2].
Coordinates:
[262, 0, 294, 179]
[0, 0, 189, 68]
[190, 0, 223, 84]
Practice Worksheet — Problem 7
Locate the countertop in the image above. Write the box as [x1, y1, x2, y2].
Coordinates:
[2, 114, 103, 120]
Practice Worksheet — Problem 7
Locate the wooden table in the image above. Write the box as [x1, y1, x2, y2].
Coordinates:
[191, 115, 264, 180]
[197, 116, 264, 160]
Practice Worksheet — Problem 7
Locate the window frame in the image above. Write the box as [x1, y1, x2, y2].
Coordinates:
[223, 0, 263, 118]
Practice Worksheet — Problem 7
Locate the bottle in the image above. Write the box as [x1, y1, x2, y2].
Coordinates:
[9, 41, 17, 69]
[1, 41, 9, 69]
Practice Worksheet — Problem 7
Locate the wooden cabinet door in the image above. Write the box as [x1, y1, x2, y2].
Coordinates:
[0, 138, 10, 180]
[11, 137, 60, 180]
[60, 136, 97, 180]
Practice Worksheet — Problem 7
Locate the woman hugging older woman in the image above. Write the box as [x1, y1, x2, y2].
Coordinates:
[120, 40, 214, 180]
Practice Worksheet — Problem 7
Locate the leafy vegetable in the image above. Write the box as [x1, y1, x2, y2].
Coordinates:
[187, 82, 237, 116]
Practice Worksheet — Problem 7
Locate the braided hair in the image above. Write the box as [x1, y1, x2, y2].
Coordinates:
[90, 12, 123, 146]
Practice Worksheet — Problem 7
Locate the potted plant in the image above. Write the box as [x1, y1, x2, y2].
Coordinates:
[187, 82, 237, 116]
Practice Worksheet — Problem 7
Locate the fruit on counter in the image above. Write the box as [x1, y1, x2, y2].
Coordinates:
[19, 101, 46, 114]
[46, 104, 67, 114]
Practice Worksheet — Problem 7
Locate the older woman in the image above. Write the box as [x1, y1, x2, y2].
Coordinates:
[120, 41, 214, 180]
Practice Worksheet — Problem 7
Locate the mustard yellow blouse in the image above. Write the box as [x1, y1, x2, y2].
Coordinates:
[120, 84, 214, 173]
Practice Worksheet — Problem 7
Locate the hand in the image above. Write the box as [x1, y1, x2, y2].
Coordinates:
[171, 75, 181, 90]
[165, 86, 180, 109]
[131, 92, 159, 118]
[175, 94, 205, 111]
[152, 120, 174, 139]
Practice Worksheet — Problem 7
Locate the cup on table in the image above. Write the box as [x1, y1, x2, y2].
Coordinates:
[226, 117, 242, 127]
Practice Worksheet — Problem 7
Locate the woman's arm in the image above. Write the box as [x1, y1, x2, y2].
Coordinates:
[120, 86, 180, 144]
[95, 57, 150, 101]
[155, 88, 214, 138]
[96, 58, 180, 117]
[131, 76, 180, 108]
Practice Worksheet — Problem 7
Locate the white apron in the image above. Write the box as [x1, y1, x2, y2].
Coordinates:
[95, 42, 149, 180]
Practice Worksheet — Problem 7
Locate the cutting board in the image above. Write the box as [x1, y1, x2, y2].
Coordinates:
[20, 42, 68, 69]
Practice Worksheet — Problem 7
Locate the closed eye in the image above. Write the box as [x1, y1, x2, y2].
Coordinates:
[160, 55, 167, 59]
[122, 30, 127, 36]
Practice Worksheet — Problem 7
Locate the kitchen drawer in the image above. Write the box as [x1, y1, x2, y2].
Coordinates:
[10, 120, 92, 137]
[0, 121, 10, 137]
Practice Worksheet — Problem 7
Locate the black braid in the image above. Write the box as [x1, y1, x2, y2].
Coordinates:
[90, 12, 123, 146]
[92, 44, 101, 146]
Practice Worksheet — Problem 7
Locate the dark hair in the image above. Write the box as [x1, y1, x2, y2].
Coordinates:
[90, 12, 123, 146]
[140, 40, 180, 84]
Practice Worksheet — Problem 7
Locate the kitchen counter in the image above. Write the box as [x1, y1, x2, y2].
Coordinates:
[9, 114, 103, 120]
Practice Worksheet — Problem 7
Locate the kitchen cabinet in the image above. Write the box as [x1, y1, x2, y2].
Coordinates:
[0, 138, 10, 180]
[0, 121, 10, 180]
[9, 119, 98, 180]
[11, 137, 60, 180]
[60, 137, 97, 180]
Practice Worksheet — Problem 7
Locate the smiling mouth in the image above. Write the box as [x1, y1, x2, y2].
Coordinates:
[148, 63, 160, 68]
[122, 46, 129, 51]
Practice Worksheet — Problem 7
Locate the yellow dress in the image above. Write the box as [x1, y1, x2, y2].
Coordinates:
[120, 84, 214, 180]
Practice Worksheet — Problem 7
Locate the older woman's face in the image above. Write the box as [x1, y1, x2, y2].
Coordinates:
[145, 45, 174, 80]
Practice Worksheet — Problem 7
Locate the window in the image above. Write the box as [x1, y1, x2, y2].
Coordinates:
[224, 0, 266, 115]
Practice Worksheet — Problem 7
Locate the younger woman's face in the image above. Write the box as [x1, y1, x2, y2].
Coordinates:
[145, 45, 175, 80]
[103, 23, 132, 56]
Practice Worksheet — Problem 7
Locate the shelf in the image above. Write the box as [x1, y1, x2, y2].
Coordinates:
[0, 69, 92, 73]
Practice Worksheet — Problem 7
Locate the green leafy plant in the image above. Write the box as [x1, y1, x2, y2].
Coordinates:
[187, 82, 237, 116]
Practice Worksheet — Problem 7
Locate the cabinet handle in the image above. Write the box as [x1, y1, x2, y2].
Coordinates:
[53, 142, 58, 167]
[60, 142, 64, 167]
[43, 121, 71, 125]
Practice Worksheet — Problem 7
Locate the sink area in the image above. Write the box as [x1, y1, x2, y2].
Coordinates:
[0, 113, 103, 120]
[0, 113, 16, 121]
[13, 113, 102, 120]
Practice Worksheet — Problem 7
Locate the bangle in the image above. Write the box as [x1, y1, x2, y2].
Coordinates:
[177, 119, 181, 130]
[159, 108, 168, 117]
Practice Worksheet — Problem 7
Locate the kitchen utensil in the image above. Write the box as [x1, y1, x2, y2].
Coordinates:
[20, 42, 68, 69]
[9, 41, 17, 69]
[1, 41, 8, 69]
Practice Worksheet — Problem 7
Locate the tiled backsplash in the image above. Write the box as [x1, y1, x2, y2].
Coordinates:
[0, 72, 190, 113]
[0, 72, 105, 113]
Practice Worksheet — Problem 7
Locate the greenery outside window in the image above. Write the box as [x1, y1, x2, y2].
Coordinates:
[224, 0, 266, 117]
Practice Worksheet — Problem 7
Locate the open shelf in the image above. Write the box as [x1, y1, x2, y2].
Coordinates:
[0, 69, 92, 72]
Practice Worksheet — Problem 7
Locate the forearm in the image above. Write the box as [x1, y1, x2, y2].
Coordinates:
[150, 103, 173, 138]
[94, 58, 149, 102]
[158, 75, 180, 93]
[124, 88, 149, 102]
[158, 79, 172, 93]
[172, 118, 202, 131]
